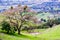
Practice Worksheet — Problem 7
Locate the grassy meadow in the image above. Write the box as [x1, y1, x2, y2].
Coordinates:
[0, 13, 60, 40]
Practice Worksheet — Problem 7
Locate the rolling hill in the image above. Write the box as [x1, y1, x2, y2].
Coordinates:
[37, 25, 60, 40]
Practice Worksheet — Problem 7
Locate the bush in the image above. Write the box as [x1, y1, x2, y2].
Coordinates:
[46, 18, 60, 28]
[54, 18, 60, 25]
[1, 20, 16, 34]
[47, 20, 54, 28]
[37, 22, 49, 29]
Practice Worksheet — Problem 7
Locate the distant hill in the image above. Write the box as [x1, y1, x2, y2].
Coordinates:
[36, 13, 52, 20]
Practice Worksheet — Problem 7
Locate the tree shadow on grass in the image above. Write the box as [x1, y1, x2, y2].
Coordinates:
[0, 30, 34, 39]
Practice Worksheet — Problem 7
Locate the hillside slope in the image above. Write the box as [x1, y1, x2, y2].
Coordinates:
[37, 25, 60, 40]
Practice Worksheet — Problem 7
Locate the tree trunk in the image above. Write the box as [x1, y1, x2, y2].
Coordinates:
[18, 28, 20, 34]
[7, 30, 9, 34]
[17, 19, 23, 35]
[17, 24, 22, 35]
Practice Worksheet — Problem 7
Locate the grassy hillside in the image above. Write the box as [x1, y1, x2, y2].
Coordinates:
[36, 12, 52, 20]
[0, 14, 6, 22]
[0, 14, 60, 40]
[0, 32, 34, 40]
[0, 25, 60, 40]
[37, 25, 60, 40]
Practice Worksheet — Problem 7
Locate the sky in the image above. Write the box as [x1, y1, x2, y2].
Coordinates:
[0, 0, 60, 12]
[0, 0, 60, 4]
[0, 0, 60, 2]
[0, 0, 60, 7]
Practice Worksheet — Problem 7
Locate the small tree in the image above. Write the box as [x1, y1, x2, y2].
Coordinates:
[53, 18, 60, 25]
[3, 5, 36, 34]
[47, 19, 54, 28]
[1, 20, 10, 33]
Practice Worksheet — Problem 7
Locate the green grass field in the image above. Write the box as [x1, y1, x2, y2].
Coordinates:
[0, 14, 60, 40]
[0, 25, 60, 40]
[37, 25, 60, 40]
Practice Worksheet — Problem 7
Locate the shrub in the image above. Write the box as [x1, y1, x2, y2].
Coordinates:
[46, 18, 60, 28]
[1, 20, 16, 34]
[37, 22, 49, 29]
[54, 18, 60, 25]
[47, 19, 54, 28]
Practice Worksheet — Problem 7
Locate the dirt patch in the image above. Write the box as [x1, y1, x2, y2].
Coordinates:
[30, 32, 40, 36]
